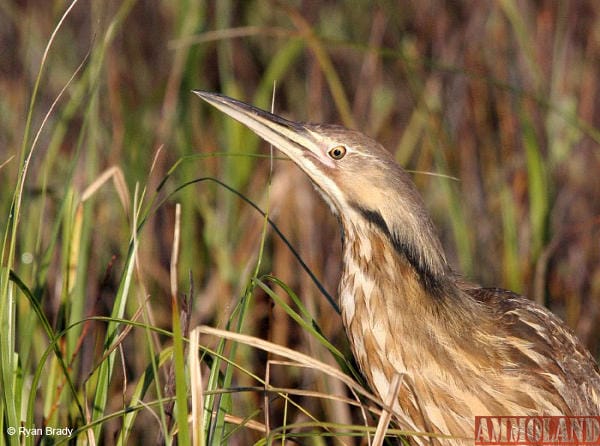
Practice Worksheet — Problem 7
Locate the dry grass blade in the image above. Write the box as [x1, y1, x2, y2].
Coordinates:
[372, 373, 402, 446]
[266, 360, 364, 409]
[170, 203, 181, 299]
[80, 166, 131, 213]
[0, 155, 15, 171]
[189, 328, 204, 446]
[196, 325, 375, 400]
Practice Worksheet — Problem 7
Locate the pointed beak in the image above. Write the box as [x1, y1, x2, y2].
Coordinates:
[193, 91, 329, 169]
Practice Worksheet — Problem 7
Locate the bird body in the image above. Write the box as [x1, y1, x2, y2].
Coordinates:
[194, 91, 600, 444]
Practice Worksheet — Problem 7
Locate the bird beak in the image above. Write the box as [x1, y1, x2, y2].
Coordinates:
[193, 91, 331, 169]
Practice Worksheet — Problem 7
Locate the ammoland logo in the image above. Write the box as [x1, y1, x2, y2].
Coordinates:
[474, 416, 600, 445]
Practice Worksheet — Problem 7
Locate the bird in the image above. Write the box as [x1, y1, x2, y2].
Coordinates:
[193, 90, 600, 444]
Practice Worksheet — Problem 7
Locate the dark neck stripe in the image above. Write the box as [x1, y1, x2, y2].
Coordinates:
[352, 204, 446, 297]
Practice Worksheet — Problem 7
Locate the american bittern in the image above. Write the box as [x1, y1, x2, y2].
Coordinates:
[194, 91, 600, 444]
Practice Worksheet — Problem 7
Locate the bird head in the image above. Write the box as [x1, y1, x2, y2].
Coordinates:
[194, 91, 451, 291]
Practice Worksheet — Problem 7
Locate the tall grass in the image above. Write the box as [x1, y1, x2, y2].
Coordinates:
[1, 1, 599, 444]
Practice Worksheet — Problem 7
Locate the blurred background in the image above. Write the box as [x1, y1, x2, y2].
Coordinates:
[1, 0, 599, 444]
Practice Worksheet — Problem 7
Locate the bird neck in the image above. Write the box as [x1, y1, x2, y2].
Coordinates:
[338, 214, 481, 333]
[343, 202, 453, 299]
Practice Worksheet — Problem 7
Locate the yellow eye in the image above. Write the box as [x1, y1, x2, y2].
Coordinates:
[328, 145, 347, 160]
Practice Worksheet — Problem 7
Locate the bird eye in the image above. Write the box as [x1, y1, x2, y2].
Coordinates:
[328, 145, 347, 160]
